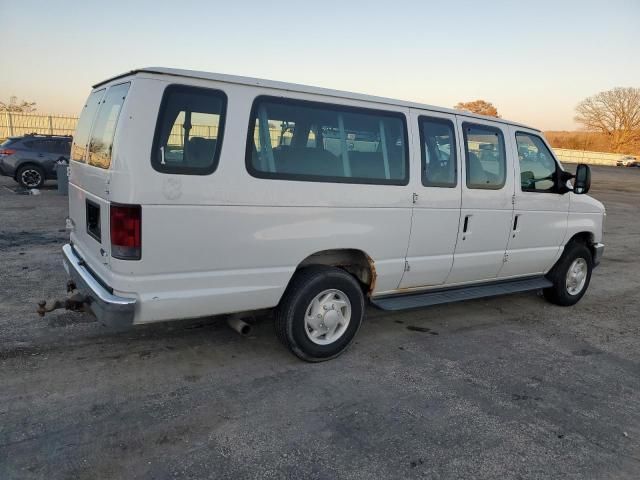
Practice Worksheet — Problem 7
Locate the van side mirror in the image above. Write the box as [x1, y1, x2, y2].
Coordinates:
[573, 163, 591, 194]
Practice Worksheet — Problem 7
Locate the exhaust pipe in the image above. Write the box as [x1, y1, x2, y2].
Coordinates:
[226, 316, 252, 336]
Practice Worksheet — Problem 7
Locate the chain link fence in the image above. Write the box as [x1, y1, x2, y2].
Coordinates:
[0, 112, 78, 140]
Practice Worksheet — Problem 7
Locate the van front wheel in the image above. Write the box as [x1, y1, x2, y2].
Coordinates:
[543, 242, 593, 306]
[275, 266, 365, 362]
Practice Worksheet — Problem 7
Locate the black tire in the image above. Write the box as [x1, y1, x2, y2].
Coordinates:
[16, 164, 45, 189]
[275, 266, 365, 362]
[543, 241, 593, 306]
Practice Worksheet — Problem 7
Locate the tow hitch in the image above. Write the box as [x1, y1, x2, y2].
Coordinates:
[37, 280, 90, 317]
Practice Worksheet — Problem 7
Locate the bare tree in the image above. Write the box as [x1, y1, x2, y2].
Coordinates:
[0, 96, 37, 113]
[574, 87, 640, 153]
[454, 100, 499, 117]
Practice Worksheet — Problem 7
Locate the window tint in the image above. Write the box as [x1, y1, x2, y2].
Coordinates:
[23, 139, 55, 152]
[60, 140, 72, 155]
[516, 133, 557, 192]
[88, 82, 130, 169]
[464, 124, 506, 189]
[71, 89, 105, 163]
[247, 97, 408, 184]
[29, 140, 46, 151]
[420, 117, 456, 187]
[49, 140, 71, 154]
[152, 85, 227, 175]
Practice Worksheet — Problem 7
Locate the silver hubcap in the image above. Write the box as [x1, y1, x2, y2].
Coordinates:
[21, 169, 42, 188]
[304, 289, 351, 345]
[566, 258, 588, 295]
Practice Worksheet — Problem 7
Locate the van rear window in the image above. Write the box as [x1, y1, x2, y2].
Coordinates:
[88, 82, 130, 169]
[71, 89, 105, 163]
[246, 97, 408, 185]
[151, 85, 227, 175]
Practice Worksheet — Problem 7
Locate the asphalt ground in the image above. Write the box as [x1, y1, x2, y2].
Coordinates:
[1, 165, 639, 479]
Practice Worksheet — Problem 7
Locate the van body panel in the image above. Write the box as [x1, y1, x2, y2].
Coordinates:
[398, 109, 462, 288]
[68, 179, 112, 271]
[108, 205, 410, 322]
[68, 76, 137, 273]
[498, 126, 570, 277]
[445, 118, 514, 284]
[565, 208, 604, 244]
[63, 68, 605, 327]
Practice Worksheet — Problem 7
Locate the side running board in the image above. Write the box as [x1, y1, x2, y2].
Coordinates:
[371, 277, 553, 311]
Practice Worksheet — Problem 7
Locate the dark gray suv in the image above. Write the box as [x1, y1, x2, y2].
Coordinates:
[0, 134, 72, 188]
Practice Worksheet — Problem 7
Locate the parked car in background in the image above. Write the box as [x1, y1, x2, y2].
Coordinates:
[616, 156, 638, 167]
[0, 134, 72, 188]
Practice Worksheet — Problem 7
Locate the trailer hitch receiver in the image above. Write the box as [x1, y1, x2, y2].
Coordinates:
[37, 281, 90, 317]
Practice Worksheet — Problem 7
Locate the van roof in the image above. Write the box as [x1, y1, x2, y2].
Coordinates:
[94, 67, 539, 132]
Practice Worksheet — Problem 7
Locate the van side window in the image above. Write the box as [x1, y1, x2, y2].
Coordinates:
[515, 132, 558, 192]
[246, 97, 408, 185]
[152, 85, 227, 175]
[71, 89, 105, 163]
[419, 116, 456, 187]
[463, 124, 506, 190]
[88, 82, 131, 169]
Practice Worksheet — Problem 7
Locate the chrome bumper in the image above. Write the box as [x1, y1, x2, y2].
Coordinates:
[62, 244, 136, 327]
[592, 243, 604, 267]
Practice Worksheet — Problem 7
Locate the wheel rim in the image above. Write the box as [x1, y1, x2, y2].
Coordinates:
[21, 169, 42, 188]
[565, 258, 588, 295]
[304, 289, 351, 345]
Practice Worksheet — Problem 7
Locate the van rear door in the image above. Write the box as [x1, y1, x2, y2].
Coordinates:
[68, 82, 131, 274]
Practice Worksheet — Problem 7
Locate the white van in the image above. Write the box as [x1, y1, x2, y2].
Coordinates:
[44, 68, 605, 361]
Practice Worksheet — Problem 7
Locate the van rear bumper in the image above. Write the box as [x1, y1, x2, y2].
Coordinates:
[62, 244, 136, 327]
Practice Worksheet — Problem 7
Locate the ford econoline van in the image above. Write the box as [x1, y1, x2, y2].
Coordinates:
[41, 68, 605, 361]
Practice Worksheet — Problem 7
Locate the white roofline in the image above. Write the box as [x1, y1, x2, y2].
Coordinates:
[93, 67, 539, 131]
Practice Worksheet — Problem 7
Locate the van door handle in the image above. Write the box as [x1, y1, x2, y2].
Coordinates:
[463, 215, 470, 233]
[512, 214, 520, 237]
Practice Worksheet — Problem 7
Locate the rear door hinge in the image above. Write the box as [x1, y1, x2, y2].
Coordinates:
[503, 253, 509, 263]
[412, 193, 418, 204]
[404, 260, 411, 272]
[511, 194, 516, 206]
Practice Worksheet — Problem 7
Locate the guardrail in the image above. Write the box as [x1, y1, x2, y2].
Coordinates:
[553, 148, 631, 166]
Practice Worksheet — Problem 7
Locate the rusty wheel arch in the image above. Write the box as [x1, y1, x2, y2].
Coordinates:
[296, 249, 377, 296]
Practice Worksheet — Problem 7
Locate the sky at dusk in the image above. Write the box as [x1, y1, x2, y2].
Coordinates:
[1, 0, 638, 130]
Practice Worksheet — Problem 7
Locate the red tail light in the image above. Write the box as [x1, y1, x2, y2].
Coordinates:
[0, 149, 16, 156]
[110, 204, 141, 260]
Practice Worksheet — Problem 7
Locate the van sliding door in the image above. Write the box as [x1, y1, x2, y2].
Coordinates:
[398, 109, 462, 289]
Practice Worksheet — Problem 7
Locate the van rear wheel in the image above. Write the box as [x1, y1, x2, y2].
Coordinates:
[275, 266, 365, 362]
[543, 242, 593, 306]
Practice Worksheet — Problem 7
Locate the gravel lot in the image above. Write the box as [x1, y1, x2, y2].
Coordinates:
[1, 166, 639, 479]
